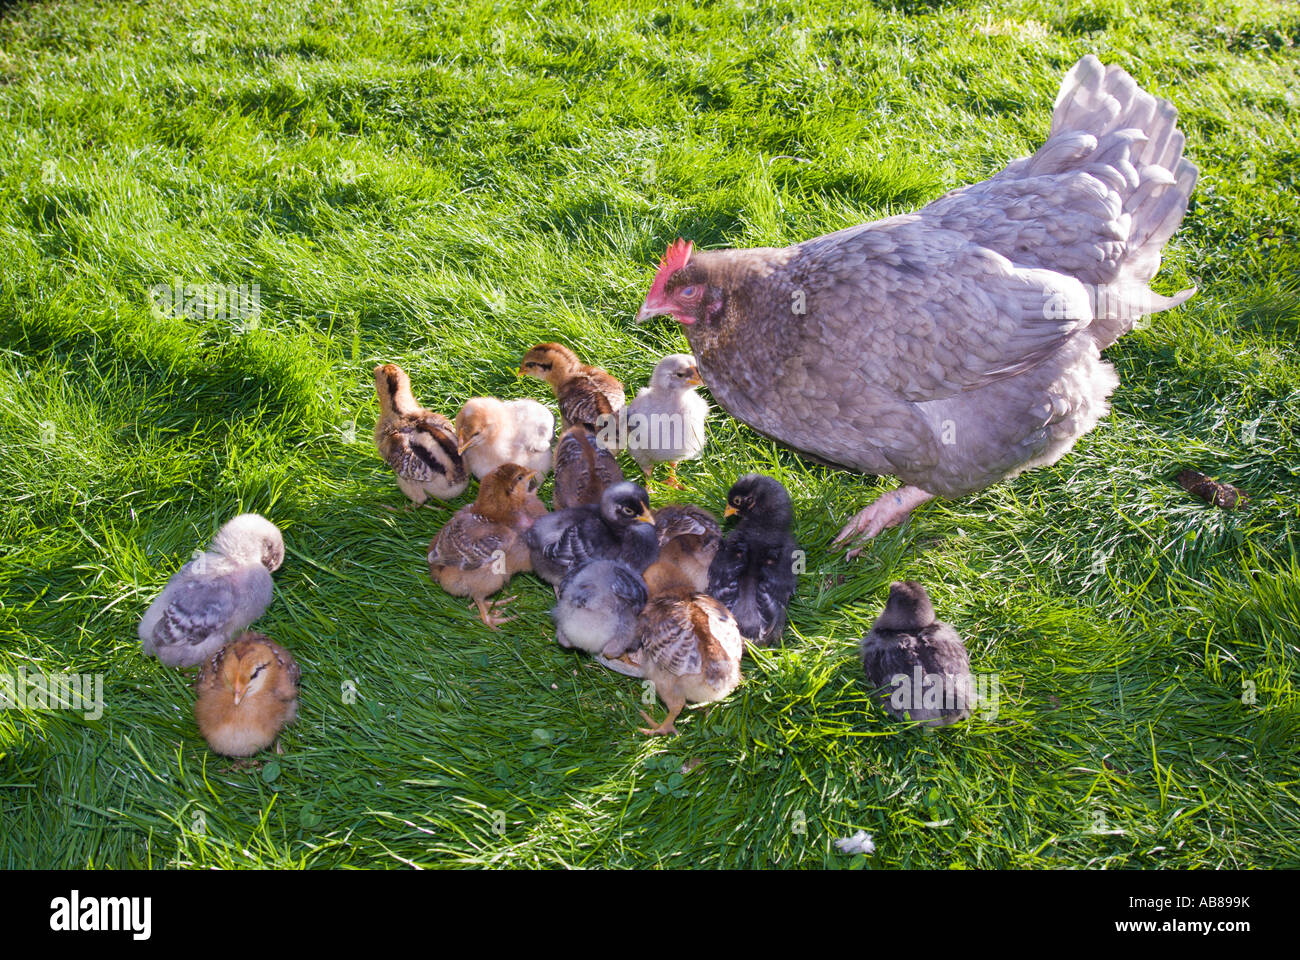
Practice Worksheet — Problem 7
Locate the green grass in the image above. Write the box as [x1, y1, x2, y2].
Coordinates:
[1, 0, 1298, 869]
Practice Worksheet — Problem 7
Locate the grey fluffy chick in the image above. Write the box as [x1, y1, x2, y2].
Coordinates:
[139, 514, 284, 668]
[550, 559, 649, 661]
[860, 581, 975, 727]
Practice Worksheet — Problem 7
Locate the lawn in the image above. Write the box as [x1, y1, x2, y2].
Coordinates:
[0, 0, 1297, 869]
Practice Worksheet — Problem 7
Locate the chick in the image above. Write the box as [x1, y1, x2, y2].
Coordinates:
[455, 396, 554, 481]
[625, 354, 708, 488]
[139, 513, 285, 668]
[373, 363, 468, 508]
[707, 475, 799, 647]
[653, 503, 722, 593]
[194, 632, 300, 757]
[518, 342, 625, 433]
[525, 481, 656, 588]
[635, 559, 744, 736]
[428, 463, 547, 629]
[550, 559, 649, 662]
[551, 424, 624, 511]
[861, 581, 975, 727]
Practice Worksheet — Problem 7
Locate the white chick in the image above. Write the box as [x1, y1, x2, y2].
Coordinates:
[139, 513, 284, 668]
[455, 396, 554, 480]
[625, 354, 708, 488]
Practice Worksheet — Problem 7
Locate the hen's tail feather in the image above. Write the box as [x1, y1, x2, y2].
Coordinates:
[1048, 55, 1198, 347]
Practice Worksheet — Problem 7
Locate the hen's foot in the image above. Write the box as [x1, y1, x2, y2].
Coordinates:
[832, 486, 935, 558]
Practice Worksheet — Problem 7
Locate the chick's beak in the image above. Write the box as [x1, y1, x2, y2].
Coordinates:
[637, 508, 655, 525]
[232, 685, 246, 707]
[458, 433, 483, 455]
[685, 368, 704, 387]
[723, 504, 739, 519]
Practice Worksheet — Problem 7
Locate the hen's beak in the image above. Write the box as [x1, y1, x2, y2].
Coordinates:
[637, 295, 690, 324]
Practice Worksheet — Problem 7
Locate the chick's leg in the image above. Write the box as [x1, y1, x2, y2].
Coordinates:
[472, 596, 517, 630]
[832, 485, 935, 558]
[638, 688, 685, 736]
[662, 462, 686, 490]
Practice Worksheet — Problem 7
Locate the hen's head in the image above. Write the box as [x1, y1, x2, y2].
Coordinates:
[637, 240, 725, 327]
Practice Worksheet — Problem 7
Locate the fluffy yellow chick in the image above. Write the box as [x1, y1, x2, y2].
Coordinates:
[373, 363, 468, 508]
[454, 396, 554, 480]
[194, 633, 300, 757]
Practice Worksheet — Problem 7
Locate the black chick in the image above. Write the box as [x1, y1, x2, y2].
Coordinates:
[707, 474, 798, 647]
[526, 481, 658, 587]
[860, 581, 974, 727]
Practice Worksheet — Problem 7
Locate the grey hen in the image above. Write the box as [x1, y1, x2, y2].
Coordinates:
[636, 56, 1198, 554]
[860, 581, 975, 727]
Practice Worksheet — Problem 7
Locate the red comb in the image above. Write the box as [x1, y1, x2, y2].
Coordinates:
[657, 238, 693, 274]
[646, 239, 693, 308]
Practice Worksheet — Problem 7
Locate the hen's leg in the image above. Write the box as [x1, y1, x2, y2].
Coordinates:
[833, 485, 935, 558]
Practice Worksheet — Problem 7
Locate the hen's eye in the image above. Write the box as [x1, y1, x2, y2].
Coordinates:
[681, 285, 698, 298]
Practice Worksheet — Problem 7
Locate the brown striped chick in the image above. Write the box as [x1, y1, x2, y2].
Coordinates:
[373, 363, 468, 509]
[455, 396, 554, 481]
[518, 342, 625, 434]
[428, 463, 547, 629]
[194, 633, 300, 757]
[634, 558, 744, 736]
[552, 424, 624, 510]
[653, 503, 722, 593]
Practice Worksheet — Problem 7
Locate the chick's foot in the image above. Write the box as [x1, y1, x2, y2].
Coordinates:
[472, 596, 517, 630]
[832, 485, 934, 557]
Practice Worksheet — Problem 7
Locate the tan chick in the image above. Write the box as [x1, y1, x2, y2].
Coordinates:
[634, 558, 744, 736]
[551, 424, 624, 510]
[652, 503, 722, 594]
[518, 342, 625, 434]
[455, 396, 554, 481]
[194, 633, 300, 757]
[373, 363, 468, 508]
[428, 463, 547, 629]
